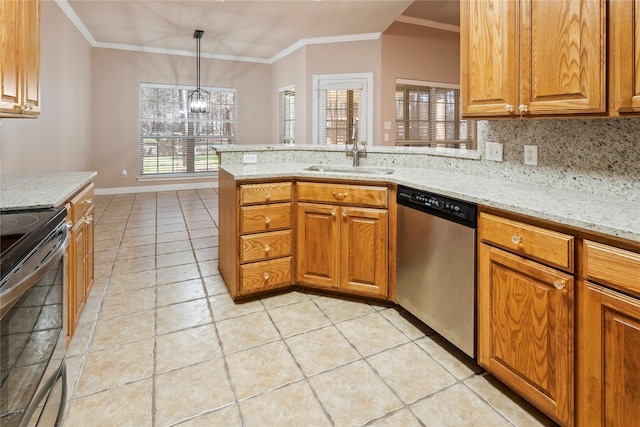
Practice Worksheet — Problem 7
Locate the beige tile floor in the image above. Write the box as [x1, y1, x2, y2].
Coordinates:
[61, 189, 558, 427]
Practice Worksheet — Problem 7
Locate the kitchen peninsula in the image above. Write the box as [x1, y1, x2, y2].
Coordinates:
[216, 144, 640, 427]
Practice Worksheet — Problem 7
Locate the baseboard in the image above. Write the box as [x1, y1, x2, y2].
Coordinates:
[95, 181, 219, 195]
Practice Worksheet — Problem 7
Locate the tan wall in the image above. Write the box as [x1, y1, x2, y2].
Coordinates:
[0, 1, 93, 175]
[271, 48, 307, 145]
[305, 40, 382, 145]
[92, 49, 271, 189]
[380, 22, 460, 146]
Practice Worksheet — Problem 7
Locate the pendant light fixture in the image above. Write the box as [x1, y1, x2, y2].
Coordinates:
[188, 29, 210, 114]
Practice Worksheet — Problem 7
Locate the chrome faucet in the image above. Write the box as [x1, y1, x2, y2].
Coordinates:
[345, 118, 366, 166]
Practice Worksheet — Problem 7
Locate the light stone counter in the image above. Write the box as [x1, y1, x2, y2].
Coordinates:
[1, 171, 98, 211]
[220, 163, 640, 244]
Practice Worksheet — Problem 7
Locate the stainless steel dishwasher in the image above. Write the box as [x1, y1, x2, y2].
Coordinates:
[396, 185, 477, 358]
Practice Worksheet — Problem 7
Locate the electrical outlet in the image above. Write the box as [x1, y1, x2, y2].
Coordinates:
[485, 142, 503, 162]
[242, 154, 257, 164]
[524, 145, 538, 166]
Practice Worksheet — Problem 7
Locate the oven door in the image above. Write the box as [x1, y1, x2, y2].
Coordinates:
[0, 223, 68, 427]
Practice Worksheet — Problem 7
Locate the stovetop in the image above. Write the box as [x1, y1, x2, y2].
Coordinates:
[0, 208, 67, 281]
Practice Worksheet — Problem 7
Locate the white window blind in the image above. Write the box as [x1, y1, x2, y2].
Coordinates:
[279, 87, 295, 144]
[313, 74, 372, 145]
[139, 83, 237, 176]
[395, 80, 475, 149]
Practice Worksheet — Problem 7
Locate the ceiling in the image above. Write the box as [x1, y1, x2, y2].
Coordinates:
[61, 0, 460, 63]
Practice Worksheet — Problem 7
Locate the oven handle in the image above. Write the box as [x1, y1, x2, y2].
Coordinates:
[0, 228, 69, 319]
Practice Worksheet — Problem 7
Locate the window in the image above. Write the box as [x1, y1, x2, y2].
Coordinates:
[139, 83, 236, 176]
[313, 73, 373, 146]
[395, 80, 475, 149]
[279, 86, 295, 144]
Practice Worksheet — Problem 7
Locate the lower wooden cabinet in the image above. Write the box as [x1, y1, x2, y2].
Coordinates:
[579, 282, 640, 426]
[577, 240, 640, 426]
[478, 212, 575, 426]
[297, 203, 388, 298]
[66, 184, 95, 340]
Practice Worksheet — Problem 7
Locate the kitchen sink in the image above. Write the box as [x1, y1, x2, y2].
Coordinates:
[304, 165, 394, 175]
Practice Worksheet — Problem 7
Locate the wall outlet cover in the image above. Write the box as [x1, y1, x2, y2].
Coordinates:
[524, 145, 538, 166]
[242, 154, 258, 164]
[485, 142, 503, 162]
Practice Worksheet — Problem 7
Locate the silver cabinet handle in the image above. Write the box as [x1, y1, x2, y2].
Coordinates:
[264, 216, 270, 224]
[511, 234, 522, 244]
[505, 104, 514, 112]
[264, 273, 270, 281]
[85, 198, 93, 205]
[342, 210, 347, 218]
[264, 244, 270, 253]
[265, 193, 271, 201]
[518, 104, 529, 113]
[331, 209, 337, 217]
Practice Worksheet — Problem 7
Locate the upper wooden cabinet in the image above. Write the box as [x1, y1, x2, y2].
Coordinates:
[609, 0, 640, 114]
[461, 0, 606, 118]
[1, 0, 40, 118]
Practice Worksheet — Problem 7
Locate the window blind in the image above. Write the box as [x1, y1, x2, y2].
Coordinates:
[139, 84, 237, 176]
[279, 88, 295, 144]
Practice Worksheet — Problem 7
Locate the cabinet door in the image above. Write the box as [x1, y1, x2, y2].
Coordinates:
[519, 0, 605, 114]
[19, 0, 39, 115]
[460, 0, 518, 117]
[341, 207, 388, 297]
[84, 206, 95, 296]
[478, 244, 574, 425]
[297, 203, 340, 289]
[609, 0, 640, 114]
[71, 219, 86, 327]
[579, 282, 640, 426]
[1, 0, 20, 114]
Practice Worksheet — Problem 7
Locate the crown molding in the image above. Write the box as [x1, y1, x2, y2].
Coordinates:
[55, 0, 382, 64]
[395, 15, 460, 33]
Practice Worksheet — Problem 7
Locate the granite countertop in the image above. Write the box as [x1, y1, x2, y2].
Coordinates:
[220, 163, 640, 244]
[1, 171, 98, 211]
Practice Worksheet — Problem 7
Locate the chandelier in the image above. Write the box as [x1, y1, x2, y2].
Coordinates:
[188, 30, 210, 114]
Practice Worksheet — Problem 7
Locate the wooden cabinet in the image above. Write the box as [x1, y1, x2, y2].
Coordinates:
[1, 0, 40, 117]
[609, 0, 640, 115]
[461, 0, 606, 117]
[297, 182, 389, 298]
[578, 240, 640, 426]
[218, 174, 294, 299]
[478, 212, 575, 426]
[66, 183, 95, 340]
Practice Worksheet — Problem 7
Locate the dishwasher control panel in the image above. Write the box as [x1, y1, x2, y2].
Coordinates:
[397, 186, 477, 227]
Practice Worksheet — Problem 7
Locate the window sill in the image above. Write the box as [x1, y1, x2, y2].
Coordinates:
[138, 173, 218, 182]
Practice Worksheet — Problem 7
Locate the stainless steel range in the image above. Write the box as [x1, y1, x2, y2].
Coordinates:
[1, 207, 68, 427]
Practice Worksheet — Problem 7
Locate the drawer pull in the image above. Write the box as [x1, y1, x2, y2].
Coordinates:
[265, 216, 271, 224]
[331, 209, 337, 217]
[264, 244, 270, 253]
[264, 273, 270, 281]
[265, 193, 271, 201]
[85, 198, 93, 205]
[333, 191, 349, 200]
[553, 279, 567, 290]
[511, 234, 522, 244]
[66, 220, 73, 230]
[84, 215, 94, 224]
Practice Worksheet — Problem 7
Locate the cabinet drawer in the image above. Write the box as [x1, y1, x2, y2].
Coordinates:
[240, 182, 292, 205]
[241, 230, 292, 263]
[584, 240, 640, 297]
[70, 183, 95, 223]
[240, 257, 292, 292]
[297, 182, 387, 208]
[479, 213, 574, 271]
[240, 203, 292, 234]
